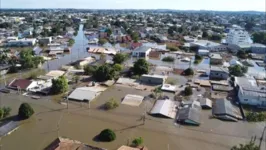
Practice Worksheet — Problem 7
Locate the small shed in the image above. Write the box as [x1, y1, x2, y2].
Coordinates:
[122, 94, 144, 106]
[200, 98, 212, 109]
[161, 84, 177, 92]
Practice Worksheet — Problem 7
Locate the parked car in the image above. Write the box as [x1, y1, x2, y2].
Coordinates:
[0, 88, 10, 93]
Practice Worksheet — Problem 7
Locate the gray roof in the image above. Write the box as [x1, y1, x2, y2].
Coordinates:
[239, 86, 266, 98]
[212, 99, 241, 119]
[0, 121, 19, 137]
[177, 107, 201, 124]
[68, 87, 102, 101]
[134, 46, 151, 52]
[210, 66, 229, 73]
[210, 53, 222, 59]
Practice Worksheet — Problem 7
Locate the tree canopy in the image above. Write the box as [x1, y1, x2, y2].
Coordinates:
[133, 59, 149, 75]
[51, 76, 69, 94]
[132, 137, 144, 147]
[98, 129, 116, 142]
[229, 65, 248, 77]
[68, 39, 75, 46]
[18, 103, 34, 119]
[98, 38, 108, 45]
[20, 49, 44, 69]
[93, 64, 115, 82]
[252, 32, 266, 45]
[113, 53, 126, 64]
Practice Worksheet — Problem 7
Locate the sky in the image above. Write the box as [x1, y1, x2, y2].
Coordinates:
[2, 0, 266, 11]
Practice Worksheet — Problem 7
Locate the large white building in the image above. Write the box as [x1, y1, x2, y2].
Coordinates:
[235, 77, 266, 107]
[226, 29, 252, 45]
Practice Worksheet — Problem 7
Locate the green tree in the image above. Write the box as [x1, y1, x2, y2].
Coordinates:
[132, 137, 144, 147]
[51, 76, 69, 94]
[94, 64, 115, 82]
[84, 65, 97, 75]
[105, 28, 112, 36]
[133, 59, 149, 75]
[68, 39, 75, 46]
[104, 98, 119, 110]
[131, 32, 139, 42]
[18, 103, 34, 119]
[0, 109, 3, 119]
[98, 38, 108, 45]
[98, 129, 116, 142]
[183, 68, 194, 76]
[113, 53, 126, 64]
[2, 107, 11, 118]
[113, 64, 123, 72]
[245, 22, 255, 31]
[162, 56, 175, 62]
[229, 65, 248, 77]
[202, 31, 209, 38]
[237, 50, 248, 59]
[231, 141, 259, 150]
[184, 87, 193, 96]
[252, 32, 266, 45]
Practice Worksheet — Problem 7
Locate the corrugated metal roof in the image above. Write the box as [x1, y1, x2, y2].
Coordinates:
[0, 121, 19, 137]
[122, 94, 144, 106]
[150, 100, 177, 119]
[68, 87, 106, 101]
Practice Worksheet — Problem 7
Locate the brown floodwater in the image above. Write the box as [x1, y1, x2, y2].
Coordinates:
[0, 86, 265, 150]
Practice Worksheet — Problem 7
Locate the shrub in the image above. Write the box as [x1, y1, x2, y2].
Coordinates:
[113, 64, 123, 72]
[18, 103, 34, 119]
[98, 129, 116, 142]
[194, 60, 200, 64]
[183, 68, 194, 76]
[132, 137, 143, 147]
[104, 98, 119, 110]
[246, 112, 266, 122]
[2, 107, 11, 118]
[162, 56, 175, 62]
[184, 87, 193, 96]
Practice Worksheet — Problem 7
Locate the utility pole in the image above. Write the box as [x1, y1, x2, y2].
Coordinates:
[57, 111, 64, 138]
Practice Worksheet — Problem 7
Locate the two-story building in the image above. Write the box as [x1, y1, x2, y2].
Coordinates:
[209, 66, 229, 80]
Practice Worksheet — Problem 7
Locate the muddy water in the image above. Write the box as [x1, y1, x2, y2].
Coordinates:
[0, 86, 265, 150]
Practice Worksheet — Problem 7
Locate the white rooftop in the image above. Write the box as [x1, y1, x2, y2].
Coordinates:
[150, 99, 177, 119]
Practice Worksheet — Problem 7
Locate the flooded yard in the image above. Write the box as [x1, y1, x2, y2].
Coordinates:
[0, 85, 265, 150]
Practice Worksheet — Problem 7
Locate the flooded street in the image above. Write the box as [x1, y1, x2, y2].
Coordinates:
[0, 86, 265, 150]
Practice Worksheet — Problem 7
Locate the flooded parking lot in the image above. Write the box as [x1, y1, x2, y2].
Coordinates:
[0, 85, 265, 150]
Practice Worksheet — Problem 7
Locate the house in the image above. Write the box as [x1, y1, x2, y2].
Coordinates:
[46, 70, 65, 79]
[176, 100, 202, 126]
[38, 37, 52, 45]
[212, 99, 242, 122]
[250, 43, 266, 54]
[140, 74, 167, 85]
[45, 137, 106, 150]
[132, 46, 152, 59]
[210, 53, 223, 65]
[8, 79, 37, 91]
[6, 38, 37, 47]
[68, 86, 107, 102]
[0, 64, 11, 75]
[235, 77, 266, 107]
[209, 66, 229, 80]
[150, 99, 177, 119]
[191, 40, 227, 52]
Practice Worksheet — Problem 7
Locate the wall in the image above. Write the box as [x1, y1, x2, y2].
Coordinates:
[210, 71, 228, 80]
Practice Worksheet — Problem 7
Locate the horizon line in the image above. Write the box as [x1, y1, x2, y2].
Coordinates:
[0, 8, 265, 12]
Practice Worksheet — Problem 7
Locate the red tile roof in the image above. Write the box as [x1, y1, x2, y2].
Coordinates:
[131, 42, 142, 50]
[9, 79, 32, 90]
